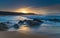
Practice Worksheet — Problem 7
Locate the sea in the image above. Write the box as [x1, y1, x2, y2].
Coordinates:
[0, 15, 60, 35]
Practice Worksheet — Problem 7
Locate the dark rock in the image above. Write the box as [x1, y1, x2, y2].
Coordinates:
[25, 19, 43, 28]
[18, 20, 24, 25]
[13, 24, 19, 29]
[33, 19, 43, 23]
[0, 23, 9, 31]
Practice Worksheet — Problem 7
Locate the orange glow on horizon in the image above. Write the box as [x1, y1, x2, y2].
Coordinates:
[14, 7, 47, 15]
[15, 7, 33, 13]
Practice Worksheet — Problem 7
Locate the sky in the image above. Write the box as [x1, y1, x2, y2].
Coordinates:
[0, 0, 60, 15]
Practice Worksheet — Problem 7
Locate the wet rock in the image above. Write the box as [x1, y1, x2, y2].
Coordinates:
[18, 20, 24, 25]
[25, 19, 43, 28]
[33, 19, 43, 23]
[0, 23, 9, 31]
[13, 24, 19, 29]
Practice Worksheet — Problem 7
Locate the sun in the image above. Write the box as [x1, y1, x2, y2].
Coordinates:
[20, 10, 28, 13]
[15, 8, 30, 13]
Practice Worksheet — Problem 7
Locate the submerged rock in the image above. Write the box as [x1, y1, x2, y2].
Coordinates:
[48, 18, 60, 22]
[0, 23, 9, 31]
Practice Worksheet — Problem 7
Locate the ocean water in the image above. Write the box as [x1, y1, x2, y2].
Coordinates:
[0, 15, 60, 34]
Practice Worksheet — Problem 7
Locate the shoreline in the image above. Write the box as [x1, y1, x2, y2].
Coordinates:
[0, 31, 59, 38]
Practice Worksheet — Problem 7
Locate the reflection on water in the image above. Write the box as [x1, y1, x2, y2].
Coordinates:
[18, 25, 30, 32]
[18, 25, 31, 34]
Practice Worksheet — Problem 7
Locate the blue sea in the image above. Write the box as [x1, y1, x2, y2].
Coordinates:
[0, 15, 60, 34]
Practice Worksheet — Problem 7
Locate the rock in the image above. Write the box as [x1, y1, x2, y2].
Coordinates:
[0, 23, 9, 31]
[25, 19, 43, 28]
[13, 24, 19, 29]
[18, 20, 24, 25]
